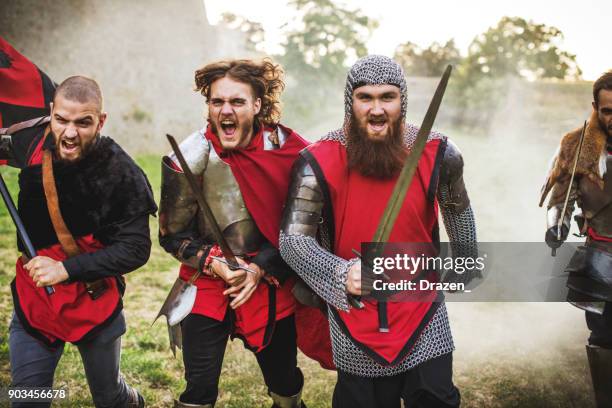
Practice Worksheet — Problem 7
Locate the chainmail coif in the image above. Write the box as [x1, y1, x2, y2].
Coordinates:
[344, 55, 408, 121]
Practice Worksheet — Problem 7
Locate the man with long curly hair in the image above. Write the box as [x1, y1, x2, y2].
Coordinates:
[158, 59, 308, 408]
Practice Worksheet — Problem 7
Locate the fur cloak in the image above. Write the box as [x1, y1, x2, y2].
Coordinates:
[540, 109, 608, 207]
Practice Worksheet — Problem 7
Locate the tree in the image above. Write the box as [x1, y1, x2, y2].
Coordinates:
[394, 40, 461, 77]
[278, 0, 378, 126]
[220, 12, 265, 53]
[281, 0, 377, 77]
[393, 41, 421, 75]
[460, 16, 582, 81]
[448, 16, 583, 129]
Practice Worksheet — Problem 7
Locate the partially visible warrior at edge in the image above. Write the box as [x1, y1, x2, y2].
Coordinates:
[158, 59, 308, 407]
[0, 37, 156, 407]
[540, 70, 612, 407]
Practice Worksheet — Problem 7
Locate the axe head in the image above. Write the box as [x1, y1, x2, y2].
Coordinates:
[154, 277, 197, 327]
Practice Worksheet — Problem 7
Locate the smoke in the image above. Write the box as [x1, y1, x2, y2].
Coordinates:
[284, 74, 593, 370]
[449, 303, 586, 362]
[430, 75, 593, 370]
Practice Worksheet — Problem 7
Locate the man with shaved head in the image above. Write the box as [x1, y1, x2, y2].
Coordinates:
[1, 71, 156, 407]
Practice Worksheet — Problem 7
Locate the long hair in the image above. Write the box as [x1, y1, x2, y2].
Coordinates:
[194, 58, 284, 125]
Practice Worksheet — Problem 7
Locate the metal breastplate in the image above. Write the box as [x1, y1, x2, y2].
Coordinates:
[200, 141, 265, 255]
[580, 152, 612, 237]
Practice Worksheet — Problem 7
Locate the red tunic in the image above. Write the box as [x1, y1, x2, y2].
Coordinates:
[13, 236, 122, 347]
[305, 136, 446, 365]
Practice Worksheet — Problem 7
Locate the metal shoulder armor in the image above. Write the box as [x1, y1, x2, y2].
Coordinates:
[263, 125, 289, 150]
[439, 138, 470, 212]
[281, 155, 324, 238]
[158, 129, 210, 237]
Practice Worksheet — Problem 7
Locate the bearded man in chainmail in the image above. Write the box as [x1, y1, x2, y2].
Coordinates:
[279, 55, 477, 407]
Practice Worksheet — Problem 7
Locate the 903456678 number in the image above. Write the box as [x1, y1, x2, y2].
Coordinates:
[1, 387, 68, 402]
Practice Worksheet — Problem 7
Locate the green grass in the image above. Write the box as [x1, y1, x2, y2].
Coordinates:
[0, 156, 596, 407]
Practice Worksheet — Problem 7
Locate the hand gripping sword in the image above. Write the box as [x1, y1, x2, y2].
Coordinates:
[353, 65, 452, 328]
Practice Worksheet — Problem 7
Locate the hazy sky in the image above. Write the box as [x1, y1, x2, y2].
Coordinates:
[205, 0, 611, 80]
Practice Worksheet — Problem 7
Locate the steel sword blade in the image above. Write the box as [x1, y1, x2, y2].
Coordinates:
[350, 65, 452, 310]
[371, 65, 452, 244]
[557, 121, 586, 240]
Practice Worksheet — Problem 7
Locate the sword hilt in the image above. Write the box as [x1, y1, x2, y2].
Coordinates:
[210, 256, 258, 274]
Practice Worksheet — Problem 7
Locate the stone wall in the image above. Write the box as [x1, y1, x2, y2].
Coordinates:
[0, 0, 252, 153]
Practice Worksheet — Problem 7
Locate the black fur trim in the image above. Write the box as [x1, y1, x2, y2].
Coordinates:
[17, 136, 157, 250]
[11, 279, 63, 349]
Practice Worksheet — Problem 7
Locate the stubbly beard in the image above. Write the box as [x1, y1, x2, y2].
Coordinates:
[210, 117, 254, 150]
[346, 116, 407, 179]
[598, 116, 612, 139]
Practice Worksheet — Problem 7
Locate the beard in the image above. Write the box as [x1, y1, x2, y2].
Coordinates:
[598, 117, 612, 139]
[346, 116, 407, 179]
[54, 132, 99, 163]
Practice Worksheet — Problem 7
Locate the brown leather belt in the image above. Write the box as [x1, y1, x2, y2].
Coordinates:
[42, 145, 108, 300]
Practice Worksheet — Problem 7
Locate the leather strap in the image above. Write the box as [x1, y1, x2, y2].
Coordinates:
[41, 143, 109, 299]
[0, 116, 50, 136]
[42, 144, 80, 257]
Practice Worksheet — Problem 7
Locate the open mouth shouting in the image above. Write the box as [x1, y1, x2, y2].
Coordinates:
[215, 114, 252, 150]
[59, 137, 81, 159]
[367, 116, 389, 136]
[220, 118, 238, 139]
